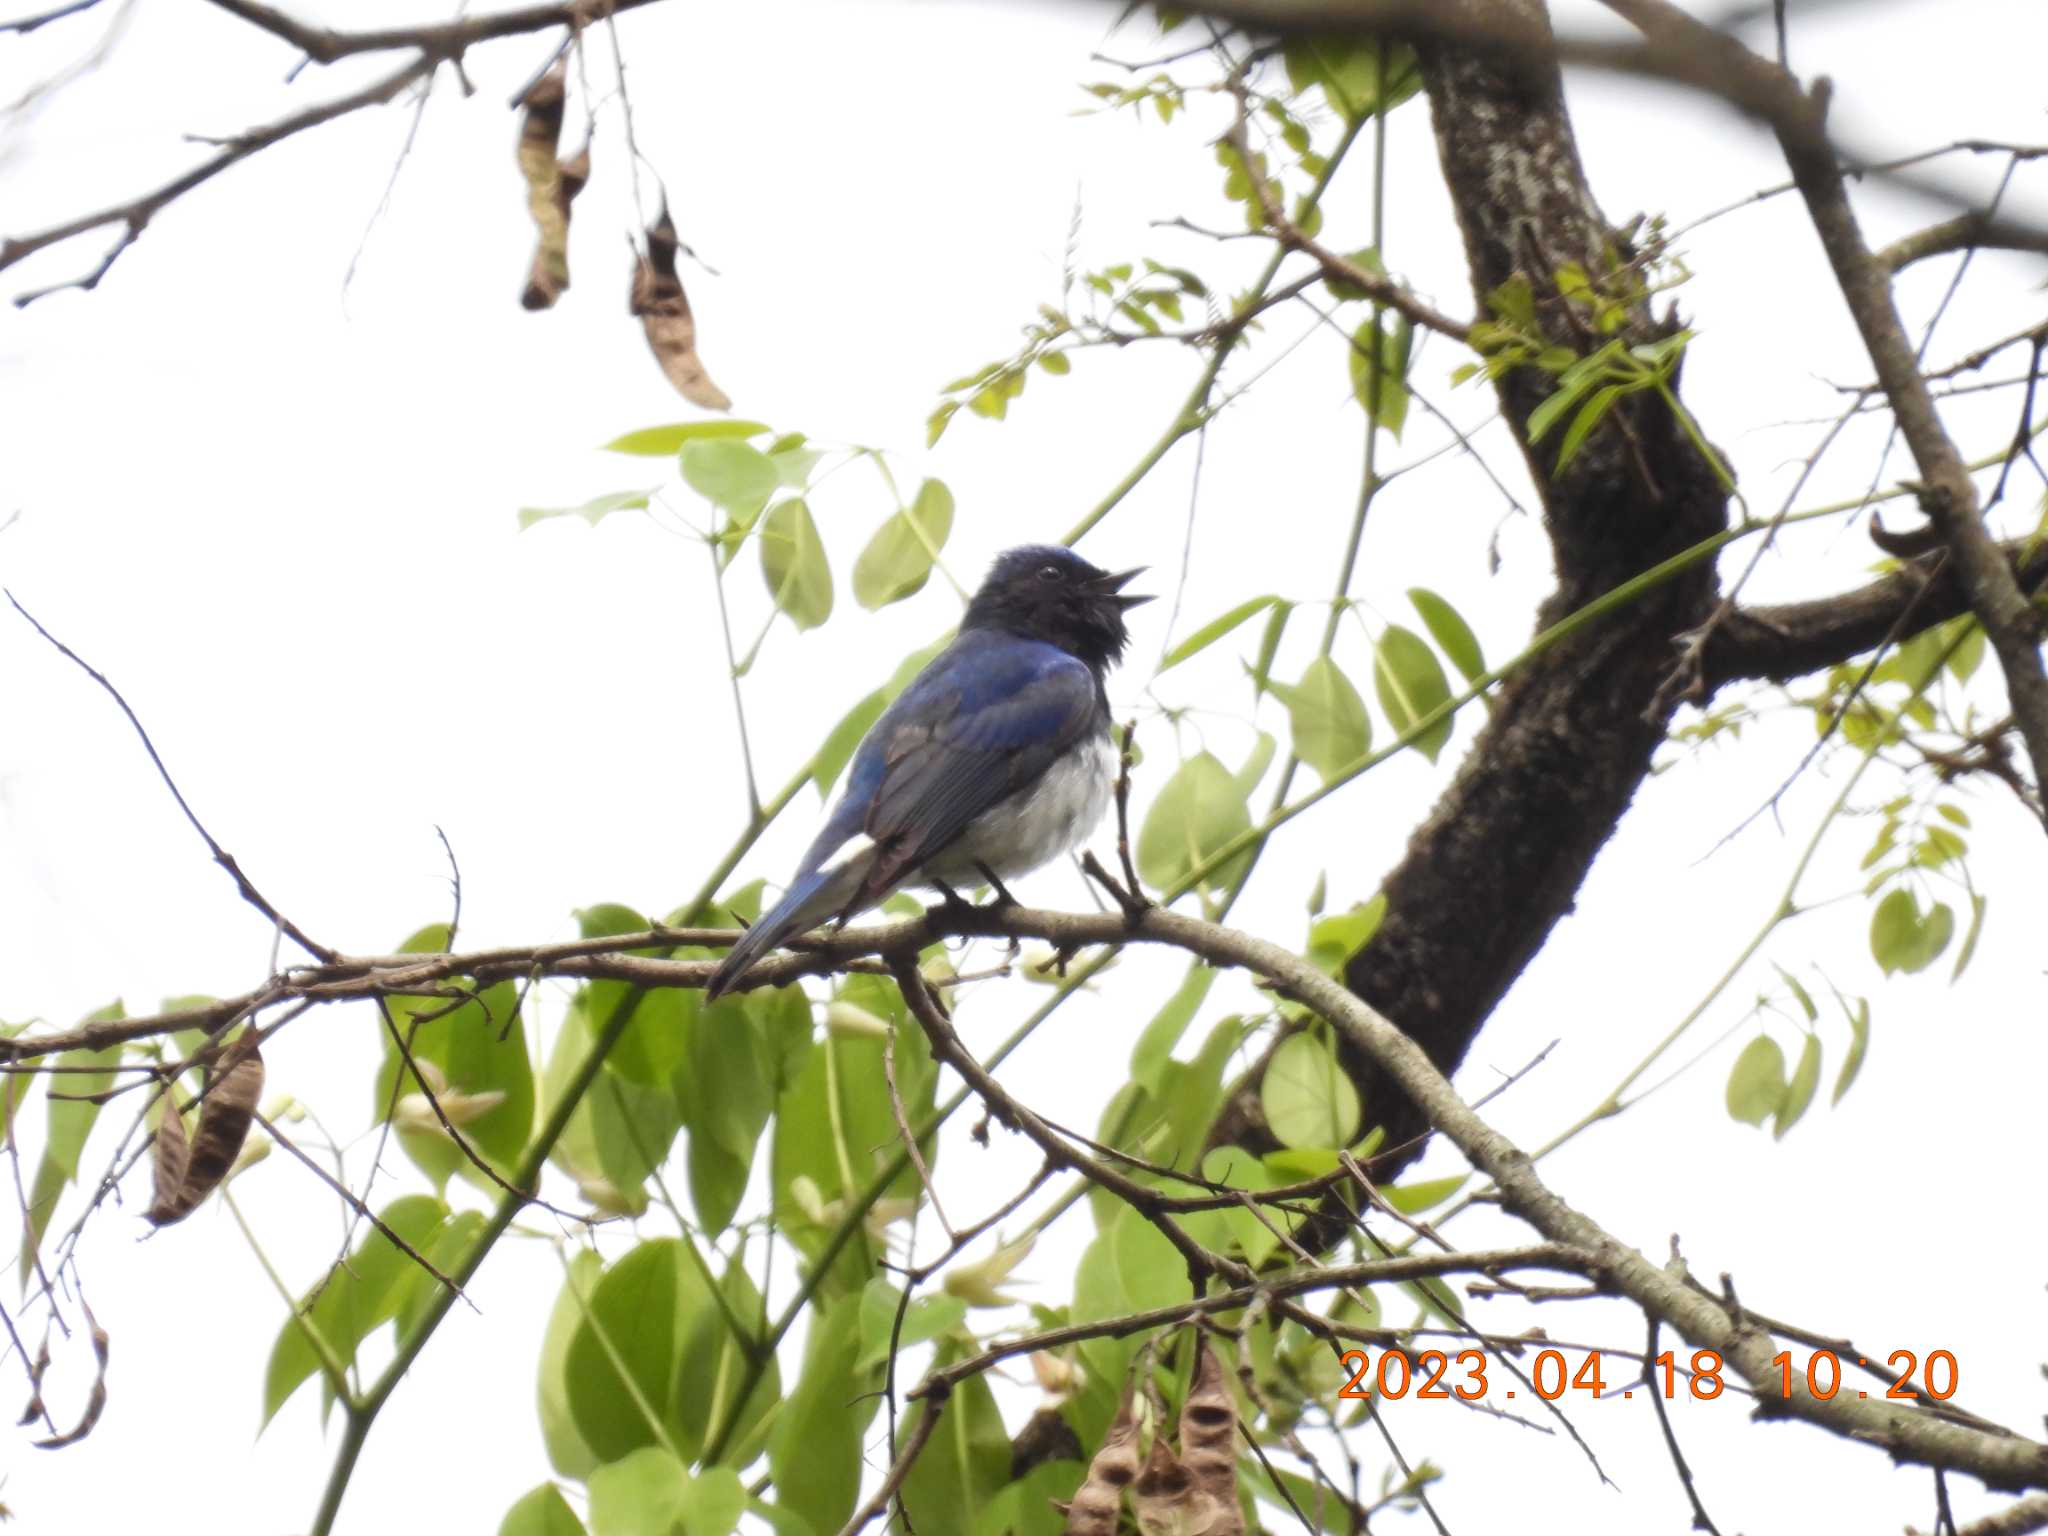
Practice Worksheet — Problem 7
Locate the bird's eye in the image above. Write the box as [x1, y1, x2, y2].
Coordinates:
[1037, 563, 1065, 584]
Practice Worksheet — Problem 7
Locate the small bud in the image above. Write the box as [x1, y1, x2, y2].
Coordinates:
[1030, 1350, 1081, 1400]
[789, 1175, 842, 1227]
[943, 1233, 1035, 1308]
[394, 1086, 505, 1136]
[823, 1001, 892, 1040]
[574, 1173, 643, 1216]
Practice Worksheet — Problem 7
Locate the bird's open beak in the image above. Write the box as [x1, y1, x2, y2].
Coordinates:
[1094, 565, 1153, 610]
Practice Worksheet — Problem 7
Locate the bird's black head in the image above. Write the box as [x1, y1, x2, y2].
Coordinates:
[962, 544, 1151, 670]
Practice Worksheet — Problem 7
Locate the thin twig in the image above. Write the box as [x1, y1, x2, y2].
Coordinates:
[5, 593, 336, 959]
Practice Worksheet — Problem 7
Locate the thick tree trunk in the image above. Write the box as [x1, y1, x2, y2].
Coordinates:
[1213, 3, 1731, 1169]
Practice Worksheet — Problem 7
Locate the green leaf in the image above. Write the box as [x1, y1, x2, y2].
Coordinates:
[1408, 587, 1486, 684]
[971, 1463, 1087, 1536]
[371, 923, 533, 1188]
[20, 1010, 120, 1288]
[396, 1210, 482, 1338]
[677, 1259, 781, 1466]
[1383, 1174, 1466, 1215]
[1773, 964, 1818, 1022]
[1918, 901, 1956, 971]
[767, 434, 823, 489]
[1129, 962, 1218, 1089]
[1869, 888, 1953, 975]
[1267, 656, 1370, 781]
[1234, 730, 1278, 800]
[759, 497, 833, 630]
[1775, 1035, 1821, 1139]
[1282, 37, 1421, 120]
[853, 480, 956, 610]
[770, 1292, 877, 1536]
[1554, 382, 1624, 473]
[1190, 1148, 1285, 1268]
[1260, 1032, 1360, 1150]
[1160, 596, 1280, 672]
[681, 440, 779, 518]
[1324, 245, 1384, 303]
[1158, 1016, 1247, 1171]
[1946, 619, 1986, 684]
[518, 490, 653, 530]
[1525, 371, 1600, 446]
[1116, 1203, 1195, 1313]
[263, 1195, 449, 1425]
[899, 1349, 1011, 1536]
[676, 991, 778, 1236]
[772, 988, 936, 1291]
[565, 1238, 709, 1464]
[500, 1484, 587, 1536]
[1724, 1036, 1786, 1127]
[1372, 624, 1454, 761]
[1251, 601, 1294, 700]
[1306, 895, 1385, 979]
[589, 1450, 743, 1536]
[1951, 892, 1987, 982]
[858, 1279, 969, 1371]
[1870, 888, 1917, 975]
[1134, 751, 1253, 893]
[1036, 349, 1072, 375]
[538, 1251, 604, 1480]
[542, 998, 653, 1216]
[1832, 997, 1870, 1105]
[603, 421, 770, 455]
[1348, 313, 1412, 437]
[572, 904, 695, 1088]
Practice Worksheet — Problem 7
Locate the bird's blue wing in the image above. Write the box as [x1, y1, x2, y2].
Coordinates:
[795, 629, 1100, 905]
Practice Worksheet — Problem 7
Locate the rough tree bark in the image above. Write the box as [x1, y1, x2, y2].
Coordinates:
[1213, 1, 1735, 1166]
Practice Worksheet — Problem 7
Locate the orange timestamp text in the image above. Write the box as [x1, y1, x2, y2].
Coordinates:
[1336, 1346, 1960, 1403]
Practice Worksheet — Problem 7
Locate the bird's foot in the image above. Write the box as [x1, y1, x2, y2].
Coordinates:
[972, 861, 1021, 911]
[925, 877, 981, 926]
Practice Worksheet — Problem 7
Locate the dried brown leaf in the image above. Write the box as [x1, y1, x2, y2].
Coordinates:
[516, 62, 586, 311]
[145, 1045, 263, 1227]
[145, 1082, 190, 1225]
[631, 205, 731, 409]
[30, 1297, 108, 1449]
[1060, 1385, 1142, 1536]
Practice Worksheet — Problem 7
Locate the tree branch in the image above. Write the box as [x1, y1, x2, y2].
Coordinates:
[1706, 534, 2048, 686]
[29, 896, 2040, 1492]
[2, 0, 666, 302]
[2, 56, 434, 302]
[1877, 212, 2048, 275]
[200, 0, 664, 65]
[1596, 0, 2048, 822]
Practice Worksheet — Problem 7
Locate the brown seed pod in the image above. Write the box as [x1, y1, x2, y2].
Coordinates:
[145, 1045, 263, 1226]
[631, 205, 732, 410]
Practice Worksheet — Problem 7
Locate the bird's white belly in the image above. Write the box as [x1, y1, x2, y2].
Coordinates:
[929, 733, 1116, 884]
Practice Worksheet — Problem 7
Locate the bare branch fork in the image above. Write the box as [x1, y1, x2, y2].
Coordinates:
[0, 0, 666, 303]
[1590, 0, 2048, 825]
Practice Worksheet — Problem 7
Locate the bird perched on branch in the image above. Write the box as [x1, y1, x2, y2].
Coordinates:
[705, 544, 1149, 1000]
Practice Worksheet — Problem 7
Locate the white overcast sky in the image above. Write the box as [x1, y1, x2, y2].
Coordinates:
[2, 2, 2046, 1534]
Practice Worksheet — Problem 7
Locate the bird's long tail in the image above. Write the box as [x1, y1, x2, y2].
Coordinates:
[704, 856, 870, 1001]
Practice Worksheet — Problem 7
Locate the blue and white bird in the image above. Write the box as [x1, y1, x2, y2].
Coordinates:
[704, 544, 1149, 999]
